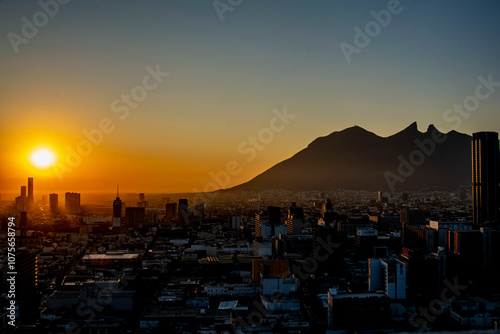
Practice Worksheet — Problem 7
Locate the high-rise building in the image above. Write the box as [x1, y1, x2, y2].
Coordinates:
[17, 185, 28, 211]
[228, 215, 241, 230]
[264, 206, 282, 236]
[354, 228, 378, 256]
[113, 186, 122, 228]
[400, 208, 426, 225]
[137, 193, 147, 207]
[16, 250, 37, 296]
[253, 239, 273, 257]
[41, 194, 47, 206]
[165, 202, 177, 221]
[15, 196, 24, 211]
[285, 204, 304, 235]
[267, 206, 281, 225]
[322, 199, 336, 223]
[472, 132, 500, 226]
[255, 211, 270, 237]
[147, 211, 159, 224]
[49, 193, 58, 214]
[401, 223, 436, 251]
[178, 199, 189, 225]
[65, 192, 81, 214]
[288, 202, 304, 219]
[368, 258, 406, 299]
[285, 215, 303, 235]
[27, 177, 34, 209]
[125, 207, 145, 228]
[378, 191, 387, 203]
[194, 204, 205, 220]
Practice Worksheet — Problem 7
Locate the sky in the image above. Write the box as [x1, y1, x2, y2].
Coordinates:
[1, 0, 500, 195]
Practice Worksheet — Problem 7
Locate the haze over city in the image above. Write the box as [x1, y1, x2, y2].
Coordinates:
[2, 0, 500, 194]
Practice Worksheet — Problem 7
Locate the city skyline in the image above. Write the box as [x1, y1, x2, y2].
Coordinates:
[2, 1, 500, 328]
[2, 1, 500, 194]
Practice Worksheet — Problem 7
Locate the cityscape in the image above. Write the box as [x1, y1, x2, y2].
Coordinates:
[1, 127, 499, 333]
[2, 1, 500, 333]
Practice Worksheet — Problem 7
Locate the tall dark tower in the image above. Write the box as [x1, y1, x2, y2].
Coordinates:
[49, 193, 58, 214]
[19, 186, 27, 211]
[178, 199, 189, 225]
[322, 198, 336, 223]
[27, 177, 34, 209]
[113, 185, 122, 227]
[472, 132, 500, 226]
[165, 203, 177, 221]
[65, 192, 81, 214]
[125, 207, 145, 228]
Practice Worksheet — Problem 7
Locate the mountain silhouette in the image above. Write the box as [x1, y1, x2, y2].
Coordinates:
[228, 123, 471, 192]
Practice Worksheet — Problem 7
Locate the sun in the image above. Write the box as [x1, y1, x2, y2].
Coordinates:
[29, 148, 57, 169]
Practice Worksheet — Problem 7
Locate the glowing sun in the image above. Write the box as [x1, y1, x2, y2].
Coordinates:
[29, 148, 57, 169]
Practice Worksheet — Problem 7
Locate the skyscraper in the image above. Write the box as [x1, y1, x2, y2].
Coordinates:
[65, 192, 81, 214]
[228, 215, 241, 230]
[165, 202, 177, 221]
[49, 193, 58, 214]
[125, 207, 145, 228]
[368, 258, 406, 300]
[472, 132, 500, 226]
[137, 193, 147, 207]
[15, 196, 24, 212]
[113, 185, 122, 227]
[18, 186, 27, 211]
[322, 199, 336, 223]
[16, 250, 37, 296]
[178, 199, 189, 225]
[286, 215, 303, 235]
[194, 204, 204, 220]
[255, 211, 270, 237]
[267, 206, 281, 224]
[288, 202, 304, 219]
[27, 177, 34, 209]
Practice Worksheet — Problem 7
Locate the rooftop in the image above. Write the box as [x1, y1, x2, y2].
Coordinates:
[82, 253, 139, 260]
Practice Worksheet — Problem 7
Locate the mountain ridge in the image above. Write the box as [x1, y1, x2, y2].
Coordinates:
[227, 122, 471, 192]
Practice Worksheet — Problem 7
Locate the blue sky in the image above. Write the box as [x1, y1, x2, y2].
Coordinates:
[1, 0, 499, 192]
